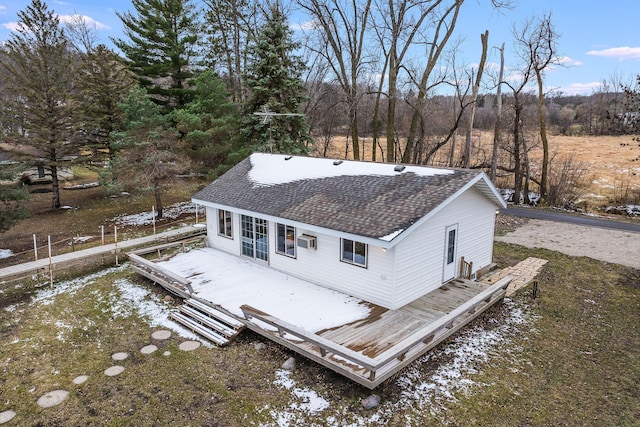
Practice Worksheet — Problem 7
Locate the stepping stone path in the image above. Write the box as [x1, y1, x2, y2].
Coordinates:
[104, 366, 125, 377]
[112, 352, 129, 361]
[0, 410, 16, 424]
[36, 390, 69, 408]
[3, 330, 204, 421]
[140, 344, 158, 354]
[151, 330, 171, 340]
[72, 375, 89, 385]
[178, 340, 200, 351]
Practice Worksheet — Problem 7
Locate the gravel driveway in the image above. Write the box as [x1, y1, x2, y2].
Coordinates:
[496, 219, 640, 269]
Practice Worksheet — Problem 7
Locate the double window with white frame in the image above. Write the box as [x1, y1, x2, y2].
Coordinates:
[341, 238, 367, 267]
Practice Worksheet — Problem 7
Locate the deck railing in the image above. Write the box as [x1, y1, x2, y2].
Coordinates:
[240, 275, 513, 388]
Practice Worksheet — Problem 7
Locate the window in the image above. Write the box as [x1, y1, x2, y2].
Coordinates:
[341, 238, 367, 267]
[218, 210, 233, 238]
[276, 224, 296, 257]
[241, 215, 268, 261]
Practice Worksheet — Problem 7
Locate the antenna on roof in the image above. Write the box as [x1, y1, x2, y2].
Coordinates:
[253, 105, 304, 153]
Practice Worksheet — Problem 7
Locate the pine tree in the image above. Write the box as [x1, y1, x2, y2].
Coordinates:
[113, 0, 201, 111]
[242, 4, 312, 154]
[173, 70, 245, 177]
[109, 87, 188, 218]
[75, 44, 136, 162]
[1, 0, 77, 209]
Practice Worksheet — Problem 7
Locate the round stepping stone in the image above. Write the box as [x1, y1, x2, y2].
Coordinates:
[151, 330, 171, 340]
[72, 375, 89, 385]
[36, 390, 69, 408]
[163, 351, 171, 357]
[104, 365, 125, 377]
[111, 352, 129, 361]
[178, 340, 200, 351]
[1, 410, 16, 424]
[140, 344, 158, 354]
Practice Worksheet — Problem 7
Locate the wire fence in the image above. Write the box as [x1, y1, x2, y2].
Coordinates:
[1, 209, 207, 268]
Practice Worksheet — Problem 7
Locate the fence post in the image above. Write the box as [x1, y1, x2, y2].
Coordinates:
[48, 235, 53, 289]
[33, 233, 38, 261]
[114, 226, 119, 266]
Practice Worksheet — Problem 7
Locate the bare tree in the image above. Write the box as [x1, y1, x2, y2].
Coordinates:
[490, 42, 505, 180]
[462, 30, 489, 168]
[514, 13, 561, 202]
[298, 0, 374, 160]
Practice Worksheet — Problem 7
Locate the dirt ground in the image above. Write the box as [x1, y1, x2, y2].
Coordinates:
[496, 218, 640, 269]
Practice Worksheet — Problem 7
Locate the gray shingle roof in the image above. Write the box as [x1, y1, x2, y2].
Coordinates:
[193, 153, 492, 240]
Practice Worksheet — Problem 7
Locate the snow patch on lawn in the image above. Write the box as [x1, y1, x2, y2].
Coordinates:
[0, 248, 13, 259]
[111, 278, 207, 345]
[265, 369, 330, 426]
[265, 298, 536, 426]
[114, 201, 204, 227]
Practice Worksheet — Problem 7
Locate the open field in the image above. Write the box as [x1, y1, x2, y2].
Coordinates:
[316, 133, 640, 207]
[0, 242, 638, 426]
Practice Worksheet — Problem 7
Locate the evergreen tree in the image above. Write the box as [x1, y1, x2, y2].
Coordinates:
[242, 4, 312, 154]
[113, 0, 201, 111]
[109, 87, 188, 218]
[0, 164, 29, 232]
[1, 0, 77, 209]
[76, 44, 136, 163]
[173, 70, 246, 178]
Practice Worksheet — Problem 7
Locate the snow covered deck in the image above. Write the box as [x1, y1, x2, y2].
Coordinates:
[149, 248, 511, 389]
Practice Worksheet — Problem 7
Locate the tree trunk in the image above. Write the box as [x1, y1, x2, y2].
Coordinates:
[50, 164, 61, 209]
[536, 68, 549, 202]
[154, 184, 163, 219]
[463, 30, 489, 168]
[491, 43, 505, 181]
[513, 103, 523, 205]
[386, 53, 397, 163]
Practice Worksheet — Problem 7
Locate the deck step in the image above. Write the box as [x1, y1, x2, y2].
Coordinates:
[169, 312, 230, 346]
[169, 298, 245, 346]
[179, 305, 238, 337]
[185, 298, 245, 329]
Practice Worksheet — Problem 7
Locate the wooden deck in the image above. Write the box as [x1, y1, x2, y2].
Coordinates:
[240, 276, 511, 389]
[129, 248, 513, 389]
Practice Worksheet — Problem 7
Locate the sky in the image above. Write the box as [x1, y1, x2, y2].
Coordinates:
[0, 0, 638, 96]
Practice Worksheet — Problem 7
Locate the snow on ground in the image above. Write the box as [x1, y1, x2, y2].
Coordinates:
[157, 247, 371, 332]
[248, 153, 453, 187]
[0, 248, 13, 259]
[16, 264, 205, 344]
[114, 201, 204, 227]
[264, 298, 536, 426]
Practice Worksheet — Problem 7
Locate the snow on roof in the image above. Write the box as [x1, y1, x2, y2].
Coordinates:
[247, 153, 453, 187]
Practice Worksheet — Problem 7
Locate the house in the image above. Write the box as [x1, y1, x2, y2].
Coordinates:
[192, 153, 506, 310]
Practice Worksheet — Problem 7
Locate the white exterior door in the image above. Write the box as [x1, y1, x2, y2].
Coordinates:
[443, 224, 458, 282]
[240, 215, 269, 262]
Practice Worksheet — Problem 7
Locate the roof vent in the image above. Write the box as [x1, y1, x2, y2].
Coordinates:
[284, 155, 293, 161]
[333, 160, 343, 166]
[394, 165, 406, 172]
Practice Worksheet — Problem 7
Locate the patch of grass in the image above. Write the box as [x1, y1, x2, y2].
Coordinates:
[1, 244, 638, 426]
[447, 243, 640, 426]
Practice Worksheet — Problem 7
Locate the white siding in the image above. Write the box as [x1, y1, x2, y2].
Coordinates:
[204, 207, 240, 255]
[202, 186, 497, 310]
[268, 223, 397, 308]
[392, 188, 497, 309]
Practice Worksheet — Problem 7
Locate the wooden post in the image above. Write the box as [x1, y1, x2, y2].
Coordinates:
[48, 235, 53, 289]
[100, 225, 104, 245]
[114, 226, 119, 266]
[152, 206, 156, 234]
[33, 234, 38, 261]
[195, 203, 199, 224]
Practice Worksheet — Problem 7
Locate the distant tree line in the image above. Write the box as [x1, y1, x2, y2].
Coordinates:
[1, 0, 638, 230]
